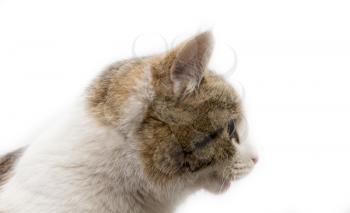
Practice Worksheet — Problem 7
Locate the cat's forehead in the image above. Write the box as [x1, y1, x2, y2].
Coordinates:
[150, 71, 242, 130]
[189, 72, 241, 114]
[176, 72, 242, 130]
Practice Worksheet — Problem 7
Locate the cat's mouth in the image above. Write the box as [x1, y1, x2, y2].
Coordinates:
[211, 166, 254, 192]
[230, 167, 254, 180]
[211, 168, 252, 193]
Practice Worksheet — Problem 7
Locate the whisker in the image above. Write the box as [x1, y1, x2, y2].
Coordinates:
[218, 167, 230, 192]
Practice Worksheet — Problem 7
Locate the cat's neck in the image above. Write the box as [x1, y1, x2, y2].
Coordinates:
[63, 100, 186, 212]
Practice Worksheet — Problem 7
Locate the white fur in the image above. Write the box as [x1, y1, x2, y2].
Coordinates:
[0, 99, 186, 213]
[117, 65, 155, 137]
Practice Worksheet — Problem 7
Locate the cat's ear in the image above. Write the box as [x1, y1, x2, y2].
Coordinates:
[166, 31, 214, 98]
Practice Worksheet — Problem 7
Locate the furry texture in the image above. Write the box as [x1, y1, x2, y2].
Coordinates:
[0, 31, 257, 213]
[0, 149, 25, 188]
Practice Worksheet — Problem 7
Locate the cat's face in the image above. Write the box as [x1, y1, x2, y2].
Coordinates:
[138, 32, 257, 193]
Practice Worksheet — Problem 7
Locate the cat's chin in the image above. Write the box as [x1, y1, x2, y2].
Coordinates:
[203, 177, 232, 194]
[203, 170, 252, 194]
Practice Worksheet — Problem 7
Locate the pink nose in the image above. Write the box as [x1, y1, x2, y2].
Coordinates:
[251, 155, 259, 164]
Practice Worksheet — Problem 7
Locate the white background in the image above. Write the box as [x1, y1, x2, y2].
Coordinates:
[1, 0, 350, 212]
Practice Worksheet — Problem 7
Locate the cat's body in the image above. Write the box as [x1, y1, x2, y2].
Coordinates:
[0, 100, 183, 213]
[0, 32, 257, 213]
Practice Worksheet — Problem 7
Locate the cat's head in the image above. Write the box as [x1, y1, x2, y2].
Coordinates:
[138, 32, 258, 193]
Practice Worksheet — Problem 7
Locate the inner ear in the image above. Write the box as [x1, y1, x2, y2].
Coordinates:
[169, 31, 214, 98]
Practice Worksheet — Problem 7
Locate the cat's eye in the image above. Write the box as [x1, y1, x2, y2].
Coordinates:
[194, 128, 223, 149]
[228, 119, 240, 144]
[227, 119, 236, 137]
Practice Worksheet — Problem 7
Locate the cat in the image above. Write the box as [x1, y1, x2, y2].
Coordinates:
[0, 31, 258, 213]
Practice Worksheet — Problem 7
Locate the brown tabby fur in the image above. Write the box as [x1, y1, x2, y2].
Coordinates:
[87, 32, 248, 186]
